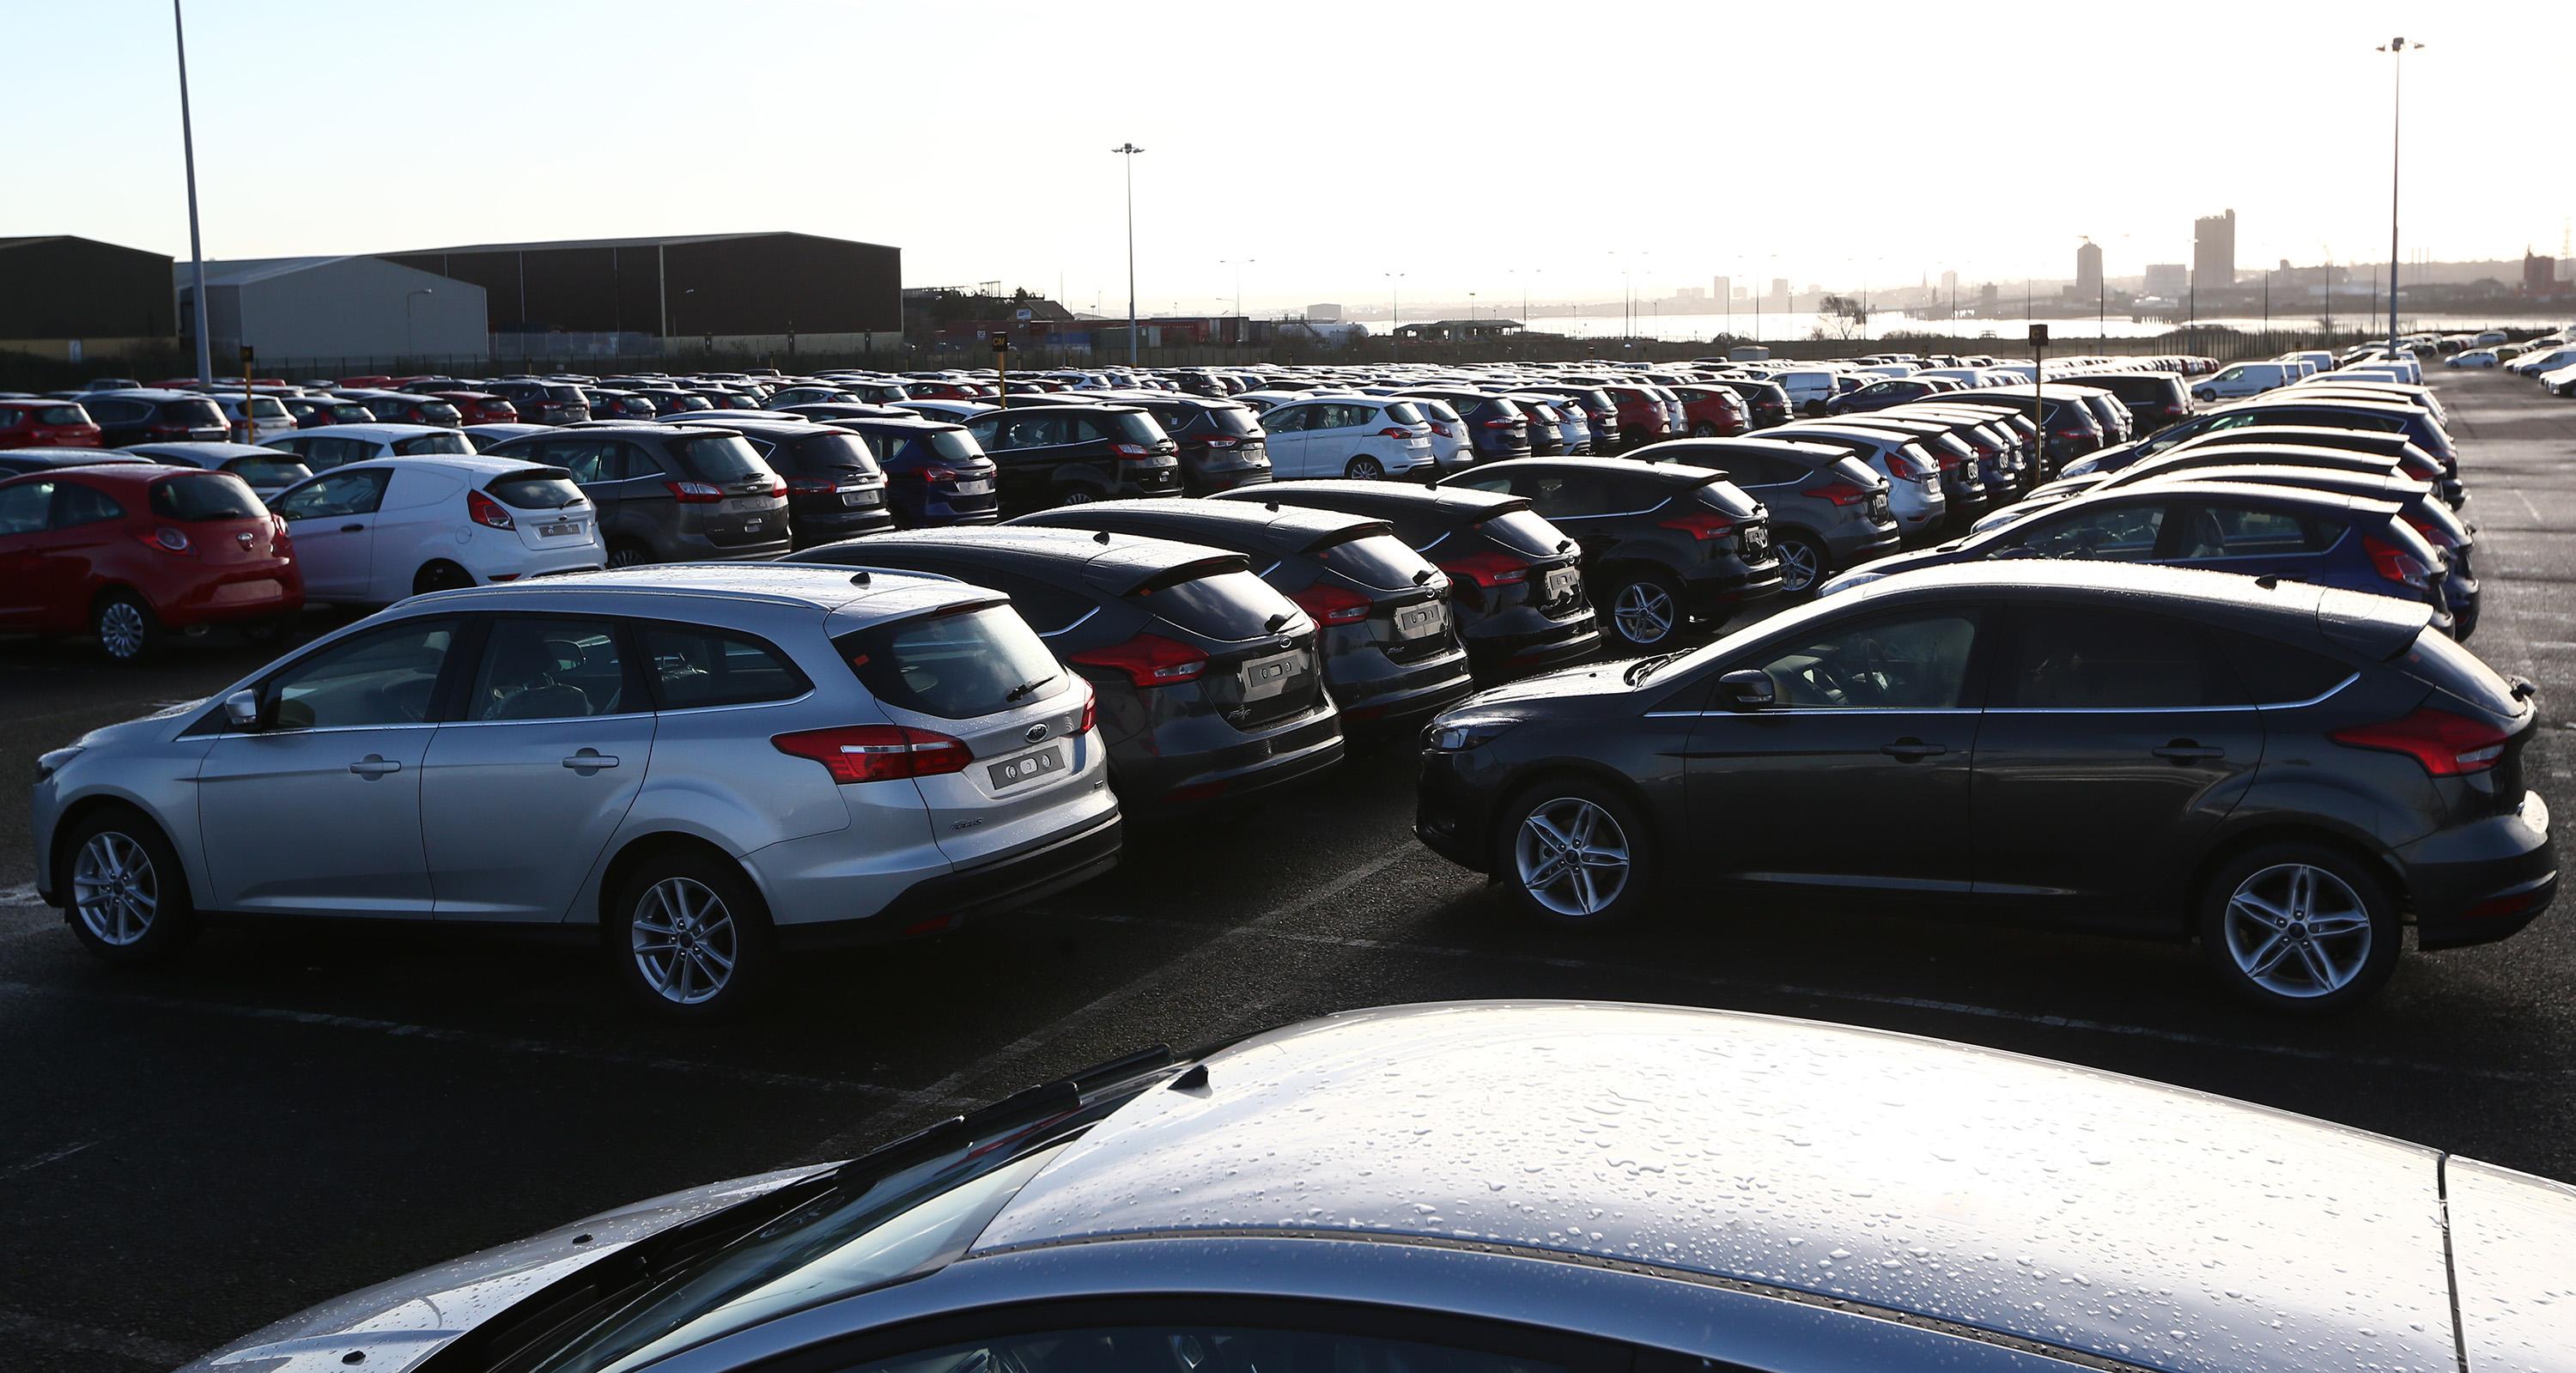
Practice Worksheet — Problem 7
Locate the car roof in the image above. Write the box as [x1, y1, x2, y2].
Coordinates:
[2, 460, 192, 488]
[1214, 479, 1525, 520]
[975, 1002, 2458, 1373]
[88, 388, 213, 402]
[1483, 456, 1727, 489]
[793, 526, 1247, 594]
[2044, 477, 2398, 517]
[293, 422, 467, 441]
[0, 448, 152, 469]
[1013, 495, 1390, 558]
[400, 562, 978, 628]
[124, 441, 290, 459]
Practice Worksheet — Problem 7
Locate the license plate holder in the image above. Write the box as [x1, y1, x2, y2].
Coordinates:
[952, 479, 993, 495]
[1544, 567, 1580, 603]
[1396, 602, 1445, 640]
[1241, 649, 1300, 702]
[540, 521, 579, 538]
[987, 744, 1065, 789]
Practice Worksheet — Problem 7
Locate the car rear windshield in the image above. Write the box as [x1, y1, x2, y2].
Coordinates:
[392, 432, 473, 456]
[545, 386, 586, 404]
[489, 471, 586, 509]
[1132, 565, 1289, 641]
[1107, 411, 1169, 446]
[908, 428, 984, 465]
[223, 457, 309, 487]
[1382, 401, 1426, 426]
[2403, 628, 2523, 717]
[161, 398, 225, 428]
[149, 471, 262, 520]
[670, 434, 769, 482]
[1205, 405, 1261, 436]
[1314, 530, 1431, 590]
[248, 398, 290, 420]
[780, 433, 883, 477]
[837, 604, 1061, 720]
[329, 404, 372, 422]
[39, 405, 91, 425]
[1475, 508, 1564, 559]
[415, 403, 462, 425]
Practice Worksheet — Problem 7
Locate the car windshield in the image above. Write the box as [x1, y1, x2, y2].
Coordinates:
[163, 398, 225, 428]
[671, 434, 769, 482]
[223, 457, 311, 487]
[488, 471, 586, 509]
[783, 433, 884, 476]
[149, 472, 263, 520]
[1206, 405, 1261, 436]
[912, 428, 985, 464]
[1382, 401, 1427, 426]
[392, 433, 474, 456]
[839, 604, 1062, 720]
[415, 403, 462, 425]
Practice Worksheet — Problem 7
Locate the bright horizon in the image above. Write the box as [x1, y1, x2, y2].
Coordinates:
[4, 0, 2570, 317]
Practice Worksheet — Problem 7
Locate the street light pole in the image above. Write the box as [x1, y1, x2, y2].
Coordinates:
[1383, 272, 1404, 361]
[1112, 143, 1145, 368]
[2378, 38, 2421, 356]
[173, 0, 212, 386]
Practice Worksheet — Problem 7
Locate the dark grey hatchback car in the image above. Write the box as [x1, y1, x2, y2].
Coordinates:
[484, 423, 792, 566]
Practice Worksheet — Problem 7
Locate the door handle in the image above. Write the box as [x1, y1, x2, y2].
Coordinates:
[1880, 738, 1946, 761]
[2153, 742, 2226, 762]
[348, 755, 401, 777]
[562, 750, 621, 772]
[340, 523, 365, 533]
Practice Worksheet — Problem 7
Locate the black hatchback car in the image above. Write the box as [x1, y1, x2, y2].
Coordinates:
[79, 389, 228, 447]
[829, 417, 1001, 527]
[1415, 561, 2555, 1012]
[787, 528, 1344, 809]
[483, 423, 791, 566]
[1121, 396, 1276, 495]
[1213, 481, 1599, 679]
[1013, 498, 1474, 729]
[1449, 458, 1782, 651]
[960, 404, 1184, 513]
[2059, 371, 2196, 435]
[665, 416, 892, 546]
[1394, 389, 1531, 462]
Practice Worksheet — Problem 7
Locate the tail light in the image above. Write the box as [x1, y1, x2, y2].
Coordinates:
[908, 466, 959, 483]
[2364, 534, 2432, 589]
[466, 489, 516, 529]
[1378, 426, 1419, 440]
[1438, 550, 1531, 587]
[1657, 511, 1736, 540]
[1076, 683, 1098, 733]
[1290, 582, 1375, 626]
[2330, 707, 2509, 776]
[270, 514, 291, 556]
[1813, 482, 1873, 507]
[1110, 442, 1152, 458]
[664, 480, 726, 503]
[1429, 422, 1455, 437]
[2403, 515, 2458, 549]
[772, 725, 971, 783]
[783, 476, 839, 494]
[1203, 436, 1241, 448]
[137, 527, 194, 553]
[1070, 632, 1208, 687]
[1480, 418, 1516, 430]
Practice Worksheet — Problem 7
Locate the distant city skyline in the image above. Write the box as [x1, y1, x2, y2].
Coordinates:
[4, 1, 2571, 317]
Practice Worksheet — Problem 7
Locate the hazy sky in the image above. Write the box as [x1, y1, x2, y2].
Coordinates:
[5, 0, 2570, 313]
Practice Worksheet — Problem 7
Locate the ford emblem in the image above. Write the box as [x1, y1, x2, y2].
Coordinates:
[1024, 722, 1050, 743]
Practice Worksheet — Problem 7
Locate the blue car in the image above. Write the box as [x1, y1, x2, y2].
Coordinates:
[836, 416, 1002, 528]
[1821, 478, 2458, 634]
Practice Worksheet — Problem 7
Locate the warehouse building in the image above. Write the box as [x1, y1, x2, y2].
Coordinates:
[382, 232, 902, 356]
[176, 257, 489, 366]
[0, 235, 176, 361]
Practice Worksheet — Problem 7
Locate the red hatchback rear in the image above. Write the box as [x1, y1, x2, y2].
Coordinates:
[0, 400, 103, 449]
[0, 465, 302, 661]
[432, 391, 521, 425]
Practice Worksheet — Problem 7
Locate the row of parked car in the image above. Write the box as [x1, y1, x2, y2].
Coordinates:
[2446, 324, 2576, 399]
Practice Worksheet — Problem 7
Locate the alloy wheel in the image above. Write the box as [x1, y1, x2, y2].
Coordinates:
[630, 877, 739, 1005]
[2221, 863, 2372, 999]
[72, 831, 157, 946]
[1346, 457, 1385, 480]
[607, 544, 650, 569]
[96, 601, 148, 660]
[1612, 580, 1677, 646]
[1060, 489, 1097, 505]
[1775, 538, 1821, 593]
[1514, 798, 1631, 918]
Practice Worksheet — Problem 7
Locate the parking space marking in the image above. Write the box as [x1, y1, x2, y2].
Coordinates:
[1071, 914, 2576, 1086]
[0, 1139, 98, 1180]
[0, 980, 961, 1106]
[0, 1303, 194, 1369]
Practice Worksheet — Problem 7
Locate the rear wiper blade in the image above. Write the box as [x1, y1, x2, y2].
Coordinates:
[1004, 673, 1058, 702]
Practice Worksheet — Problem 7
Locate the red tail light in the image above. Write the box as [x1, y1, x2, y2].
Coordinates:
[1110, 442, 1152, 458]
[783, 476, 839, 494]
[772, 725, 971, 783]
[664, 480, 726, 503]
[1813, 482, 1873, 507]
[1070, 632, 1209, 687]
[1656, 511, 1737, 540]
[2363, 534, 2431, 589]
[1429, 422, 1455, 437]
[1438, 550, 1531, 587]
[2402, 515, 2458, 548]
[2330, 707, 2510, 776]
[908, 466, 959, 483]
[1480, 418, 1515, 430]
[137, 526, 195, 554]
[1290, 582, 1375, 626]
[1377, 427, 1418, 440]
[467, 489, 515, 529]
[1076, 683, 1098, 733]
[270, 514, 290, 556]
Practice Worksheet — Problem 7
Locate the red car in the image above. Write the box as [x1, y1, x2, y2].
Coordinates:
[905, 380, 998, 400]
[1672, 384, 1751, 438]
[431, 391, 521, 425]
[335, 374, 394, 390]
[0, 464, 302, 661]
[0, 399, 103, 449]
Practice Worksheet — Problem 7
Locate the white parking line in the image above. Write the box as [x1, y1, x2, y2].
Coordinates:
[1070, 914, 2576, 1086]
[0, 980, 962, 1106]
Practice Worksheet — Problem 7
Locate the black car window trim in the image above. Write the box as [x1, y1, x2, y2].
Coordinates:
[1979, 602, 2268, 715]
[636, 623, 817, 714]
[184, 615, 471, 738]
[1667, 604, 1995, 717]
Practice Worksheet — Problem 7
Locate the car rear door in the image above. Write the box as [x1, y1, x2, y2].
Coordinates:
[270, 468, 392, 602]
[1261, 404, 1319, 478]
[420, 615, 656, 921]
[0, 480, 51, 627]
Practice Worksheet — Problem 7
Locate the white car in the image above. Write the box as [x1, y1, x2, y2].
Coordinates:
[1255, 393, 1436, 479]
[267, 454, 605, 603]
[120, 441, 313, 504]
[205, 391, 297, 444]
[2191, 361, 2295, 400]
[264, 422, 477, 471]
[2447, 349, 2500, 368]
[1404, 396, 1475, 470]
[2541, 361, 2576, 398]
[2506, 345, 2576, 376]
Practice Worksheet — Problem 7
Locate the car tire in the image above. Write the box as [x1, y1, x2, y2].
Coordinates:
[413, 560, 473, 595]
[1054, 485, 1103, 506]
[1346, 456, 1387, 480]
[92, 590, 161, 665]
[1495, 778, 1656, 929]
[606, 539, 653, 569]
[1605, 570, 1686, 650]
[1772, 532, 1829, 595]
[1690, 422, 1720, 437]
[61, 805, 196, 964]
[2197, 841, 2399, 1014]
[607, 847, 775, 1019]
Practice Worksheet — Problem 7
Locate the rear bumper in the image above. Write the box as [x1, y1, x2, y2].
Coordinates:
[159, 568, 303, 626]
[1334, 654, 1479, 728]
[775, 809, 1124, 949]
[2405, 790, 2557, 951]
[1465, 617, 1601, 677]
[1117, 708, 1347, 811]
[1678, 562, 1783, 616]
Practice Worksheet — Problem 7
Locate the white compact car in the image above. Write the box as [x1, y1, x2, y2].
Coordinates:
[1255, 393, 1437, 479]
[266, 454, 605, 603]
[2191, 360, 2296, 400]
[264, 422, 478, 471]
[1404, 397, 1476, 470]
[206, 392, 297, 444]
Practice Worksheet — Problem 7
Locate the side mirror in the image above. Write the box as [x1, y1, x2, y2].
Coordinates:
[223, 689, 262, 731]
[1718, 669, 1776, 712]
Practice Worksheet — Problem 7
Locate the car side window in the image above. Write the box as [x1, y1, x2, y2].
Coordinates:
[1266, 405, 1312, 434]
[0, 481, 54, 534]
[643, 624, 811, 709]
[275, 469, 392, 521]
[468, 618, 633, 720]
[824, 1324, 1590, 1373]
[1747, 613, 1979, 709]
[2000, 607, 2250, 709]
[1065, 416, 1108, 444]
[1524, 471, 1618, 518]
[2173, 504, 2317, 559]
[2014, 502, 2166, 560]
[263, 619, 458, 731]
[51, 481, 125, 528]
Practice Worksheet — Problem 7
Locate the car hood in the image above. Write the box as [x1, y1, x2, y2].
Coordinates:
[176, 1165, 821, 1373]
[1449, 660, 1637, 712]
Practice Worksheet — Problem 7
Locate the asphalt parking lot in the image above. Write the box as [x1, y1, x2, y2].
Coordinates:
[3, 368, 2573, 1371]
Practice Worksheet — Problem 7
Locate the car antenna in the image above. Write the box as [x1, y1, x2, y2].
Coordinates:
[848, 570, 871, 586]
[1094, 530, 1111, 544]
[2254, 574, 2279, 589]
[1265, 501, 1279, 512]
